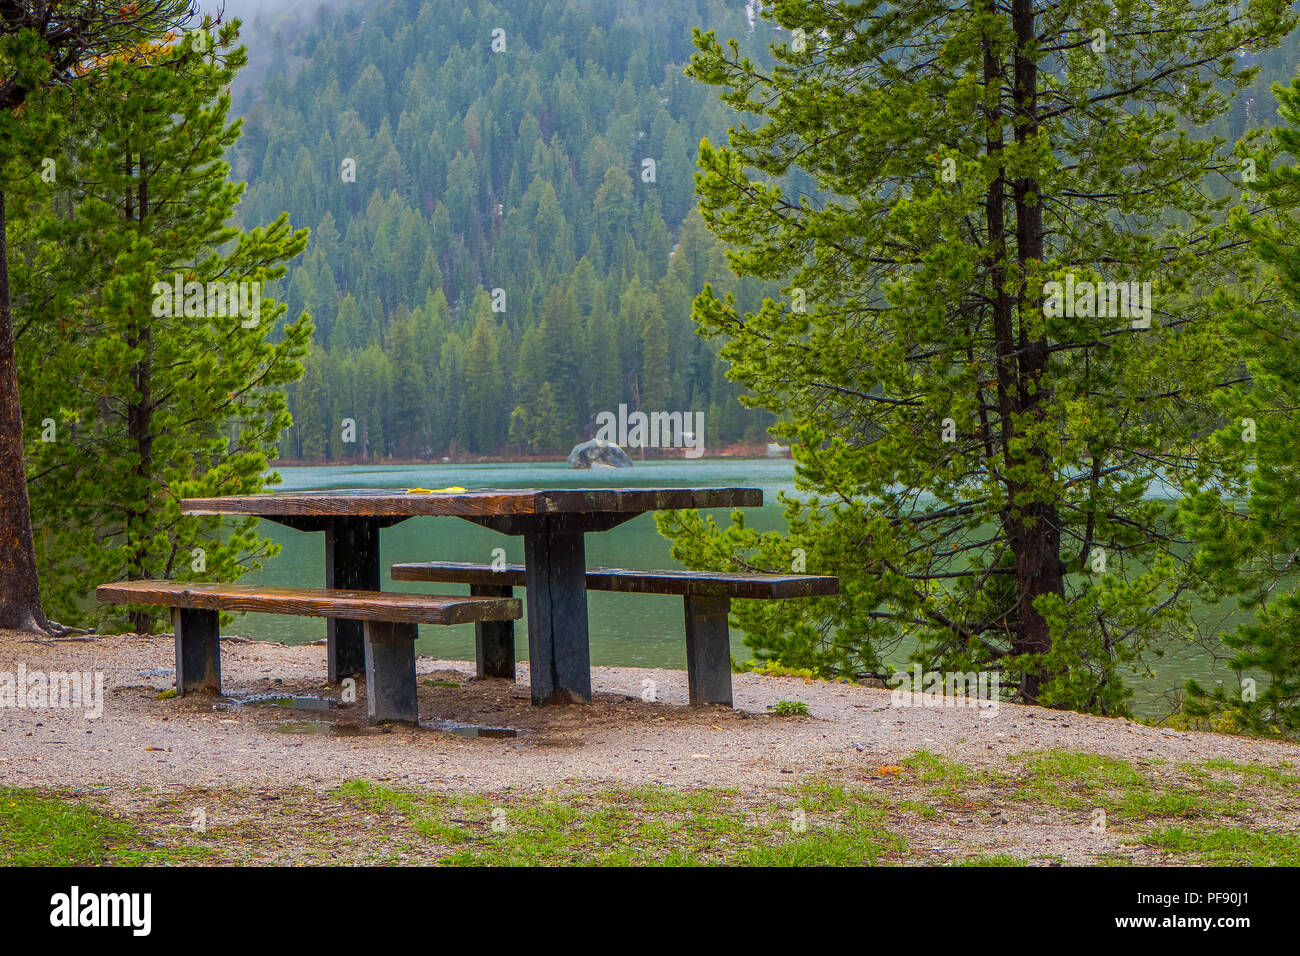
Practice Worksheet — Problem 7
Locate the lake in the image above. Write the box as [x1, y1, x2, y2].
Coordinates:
[237, 458, 1239, 717]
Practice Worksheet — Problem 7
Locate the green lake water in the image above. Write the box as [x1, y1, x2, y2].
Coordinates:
[235, 458, 1241, 718]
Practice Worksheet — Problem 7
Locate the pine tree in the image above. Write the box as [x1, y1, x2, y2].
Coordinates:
[15, 23, 312, 632]
[464, 296, 506, 453]
[295, 349, 331, 462]
[1180, 71, 1300, 735]
[661, 0, 1295, 710]
[0, 0, 197, 633]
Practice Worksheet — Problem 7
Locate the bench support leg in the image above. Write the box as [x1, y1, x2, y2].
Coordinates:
[326, 518, 380, 684]
[173, 607, 221, 696]
[684, 595, 733, 706]
[471, 584, 515, 680]
[523, 524, 591, 705]
[363, 620, 419, 723]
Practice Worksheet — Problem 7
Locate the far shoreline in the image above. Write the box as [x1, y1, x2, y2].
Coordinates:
[269, 444, 792, 469]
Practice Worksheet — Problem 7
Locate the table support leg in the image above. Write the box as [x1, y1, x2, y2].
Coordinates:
[173, 607, 221, 696]
[523, 525, 591, 704]
[684, 595, 733, 706]
[325, 517, 380, 683]
[471, 583, 516, 680]
[363, 620, 419, 723]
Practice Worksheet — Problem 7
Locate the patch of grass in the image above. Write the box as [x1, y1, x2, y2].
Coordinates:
[607, 784, 734, 814]
[1012, 750, 1147, 814]
[1021, 750, 1147, 789]
[1008, 750, 1245, 821]
[1198, 758, 1300, 792]
[735, 828, 904, 865]
[333, 779, 907, 865]
[422, 679, 460, 688]
[898, 750, 990, 803]
[769, 700, 811, 717]
[1155, 710, 1248, 737]
[900, 751, 977, 783]
[0, 788, 213, 866]
[734, 659, 820, 679]
[953, 853, 1026, 867]
[0, 788, 139, 865]
[1139, 826, 1300, 865]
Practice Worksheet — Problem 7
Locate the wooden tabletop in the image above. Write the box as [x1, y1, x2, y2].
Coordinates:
[181, 487, 763, 519]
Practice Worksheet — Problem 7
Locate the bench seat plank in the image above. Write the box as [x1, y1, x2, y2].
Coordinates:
[391, 561, 839, 707]
[391, 562, 838, 599]
[96, 580, 521, 626]
[97, 580, 523, 722]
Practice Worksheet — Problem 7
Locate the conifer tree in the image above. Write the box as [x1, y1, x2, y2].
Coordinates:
[662, 0, 1295, 710]
[15, 22, 311, 631]
[1181, 70, 1300, 735]
[0, 0, 196, 633]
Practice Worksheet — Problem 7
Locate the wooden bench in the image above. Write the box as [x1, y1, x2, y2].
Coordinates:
[96, 581, 522, 723]
[390, 562, 838, 707]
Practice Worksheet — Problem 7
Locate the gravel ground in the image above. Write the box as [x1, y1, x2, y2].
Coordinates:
[4, 629, 1300, 866]
[3, 629, 1297, 794]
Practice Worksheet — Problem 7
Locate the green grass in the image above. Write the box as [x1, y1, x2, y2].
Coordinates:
[0, 788, 213, 866]
[1197, 758, 1300, 791]
[953, 853, 1027, 867]
[5, 748, 1298, 866]
[735, 659, 820, 680]
[335, 779, 905, 865]
[899, 750, 986, 803]
[900, 751, 978, 783]
[1007, 750, 1248, 821]
[1139, 826, 1300, 865]
[0, 788, 138, 865]
[769, 700, 811, 717]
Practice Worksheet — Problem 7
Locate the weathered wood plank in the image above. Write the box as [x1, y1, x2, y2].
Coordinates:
[180, 487, 763, 519]
[391, 561, 839, 599]
[364, 620, 419, 723]
[684, 595, 734, 706]
[325, 517, 379, 682]
[266, 515, 409, 532]
[465, 512, 641, 535]
[524, 523, 592, 705]
[394, 562, 529, 587]
[96, 580, 521, 626]
[173, 607, 221, 696]
[470, 583, 516, 680]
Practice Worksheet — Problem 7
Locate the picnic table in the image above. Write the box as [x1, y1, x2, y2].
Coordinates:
[180, 487, 762, 705]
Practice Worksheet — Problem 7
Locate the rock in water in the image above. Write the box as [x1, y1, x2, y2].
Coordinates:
[567, 438, 633, 468]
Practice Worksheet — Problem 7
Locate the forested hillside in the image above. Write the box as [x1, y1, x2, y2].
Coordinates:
[232, 0, 797, 460]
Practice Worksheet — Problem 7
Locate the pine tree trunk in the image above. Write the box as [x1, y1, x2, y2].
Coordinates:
[125, 155, 155, 635]
[1007, 0, 1065, 702]
[0, 189, 53, 633]
[983, 0, 1066, 702]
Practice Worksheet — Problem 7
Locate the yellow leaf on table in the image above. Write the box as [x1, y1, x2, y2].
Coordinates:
[406, 487, 467, 494]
